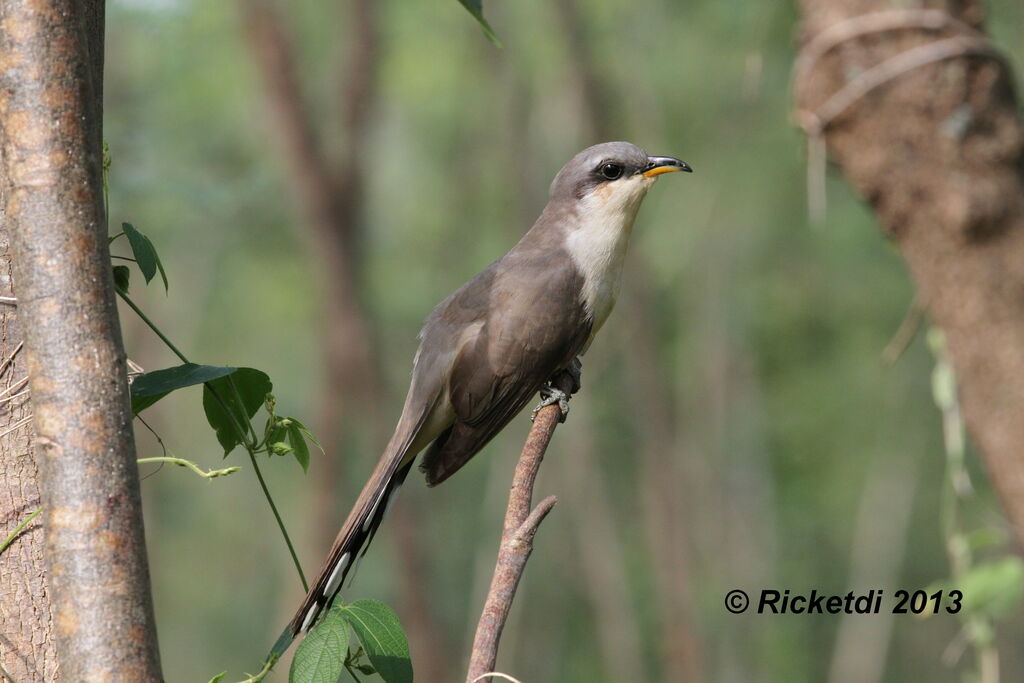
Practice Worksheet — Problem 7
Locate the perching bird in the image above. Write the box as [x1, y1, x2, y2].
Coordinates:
[272, 141, 690, 652]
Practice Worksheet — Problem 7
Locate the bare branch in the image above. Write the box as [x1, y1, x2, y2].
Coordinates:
[465, 374, 573, 682]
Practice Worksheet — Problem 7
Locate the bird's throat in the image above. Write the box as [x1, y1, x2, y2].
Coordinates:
[565, 189, 646, 344]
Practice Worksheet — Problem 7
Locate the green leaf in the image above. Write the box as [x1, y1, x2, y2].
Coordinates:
[288, 423, 311, 472]
[206, 673, 226, 683]
[130, 363, 238, 414]
[456, 0, 501, 46]
[266, 422, 288, 450]
[288, 417, 325, 454]
[202, 368, 272, 454]
[113, 265, 130, 294]
[957, 557, 1024, 620]
[290, 607, 349, 683]
[122, 222, 169, 291]
[340, 600, 413, 683]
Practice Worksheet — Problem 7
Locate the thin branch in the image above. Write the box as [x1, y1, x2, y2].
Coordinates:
[470, 673, 525, 683]
[136, 457, 241, 480]
[465, 375, 572, 682]
[882, 295, 924, 365]
[0, 342, 23, 377]
[0, 508, 41, 557]
[118, 290, 306, 588]
[247, 448, 307, 591]
[0, 416, 33, 440]
[0, 378, 28, 401]
[226, 653, 276, 683]
[0, 390, 30, 406]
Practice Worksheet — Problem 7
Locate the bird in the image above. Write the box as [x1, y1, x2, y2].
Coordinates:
[271, 141, 690, 654]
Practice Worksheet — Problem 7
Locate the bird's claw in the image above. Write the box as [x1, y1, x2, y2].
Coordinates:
[531, 386, 571, 423]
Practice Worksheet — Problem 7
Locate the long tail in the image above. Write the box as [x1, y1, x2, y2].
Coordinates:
[266, 392, 441, 661]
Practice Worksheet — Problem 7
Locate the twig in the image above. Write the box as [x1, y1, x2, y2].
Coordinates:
[882, 294, 923, 364]
[0, 342, 23, 377]
[470, 673, 525, 683]
[0, 508, 42, 557]
[465, 375, 573, 682]
[0, 389, 30, 407]
[226, 653, 276, 683]
[0, 415, 33, 440]
[136, 457, 241, 480]
[117, 289, 306, 588]
[0, 377, 28, 401]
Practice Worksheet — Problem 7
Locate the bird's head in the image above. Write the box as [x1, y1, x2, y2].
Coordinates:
[549, 141, 691, 213]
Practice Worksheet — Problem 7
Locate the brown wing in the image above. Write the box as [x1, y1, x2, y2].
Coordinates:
[419, 248, 591, 486]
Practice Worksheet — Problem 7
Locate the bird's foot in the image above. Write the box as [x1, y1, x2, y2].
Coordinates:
[531, 385, 571, 423]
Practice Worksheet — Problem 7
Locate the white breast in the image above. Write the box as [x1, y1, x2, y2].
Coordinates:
[564, 178, 649, 346]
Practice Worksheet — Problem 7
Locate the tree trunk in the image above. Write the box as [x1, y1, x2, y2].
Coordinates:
[0, 1, 163, 679]
[794, 0, 1024, 545]
[0, 226, 56, 681]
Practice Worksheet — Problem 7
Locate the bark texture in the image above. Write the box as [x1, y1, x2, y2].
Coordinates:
[794, 0, 1024, 545]
[0, 230, 55, 680]
[0, 1, 163, 680]
[465, 375, 571, 683]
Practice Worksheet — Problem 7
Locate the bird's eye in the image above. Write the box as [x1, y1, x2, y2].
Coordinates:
[599, 162, 623, 180]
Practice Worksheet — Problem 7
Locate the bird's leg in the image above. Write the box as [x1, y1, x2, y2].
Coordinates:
[530, 358, 583, 423]
[562, 357, 582, 395]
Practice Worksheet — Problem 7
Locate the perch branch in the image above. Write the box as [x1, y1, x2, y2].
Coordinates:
[465, 375, 574, 682]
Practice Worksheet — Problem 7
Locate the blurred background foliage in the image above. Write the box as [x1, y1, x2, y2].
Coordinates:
[104, 0, 1024, 681]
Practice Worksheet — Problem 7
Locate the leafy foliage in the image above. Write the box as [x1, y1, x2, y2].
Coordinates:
[291, 601, 412, 683]
[113, 264, 131, 294]
[957, 557, 1024, 621]
[203, 368, 273, 454]
[123, 222, 169, 291]
[456, 0, 500, 45]
[290, 608, 350, 683]
[339, 600, 413, 683]
[131, 363, 238, 414]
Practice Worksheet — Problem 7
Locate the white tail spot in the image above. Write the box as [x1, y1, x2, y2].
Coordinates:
[323, 552, 351, 597]
[300, 603, 319, 632]
[363, 487, 388, 532]
[382, 484, 401, 521]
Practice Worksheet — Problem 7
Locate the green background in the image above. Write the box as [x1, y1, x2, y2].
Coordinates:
[105, 1, 1024, 680]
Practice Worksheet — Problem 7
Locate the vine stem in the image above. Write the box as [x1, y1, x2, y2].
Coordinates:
[117, 290, 189, 364]
[248, 448, 308, 591]
[117, 289, 307, 590]
[136, 457, 240, 480]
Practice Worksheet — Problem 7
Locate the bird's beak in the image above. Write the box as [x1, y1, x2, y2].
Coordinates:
[641, 156, 693, 178]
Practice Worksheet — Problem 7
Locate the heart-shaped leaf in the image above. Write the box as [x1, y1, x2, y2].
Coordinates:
[340, 600, 413, 683]
[290, 606, 349, 683]
[130, 363, 237, 414]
